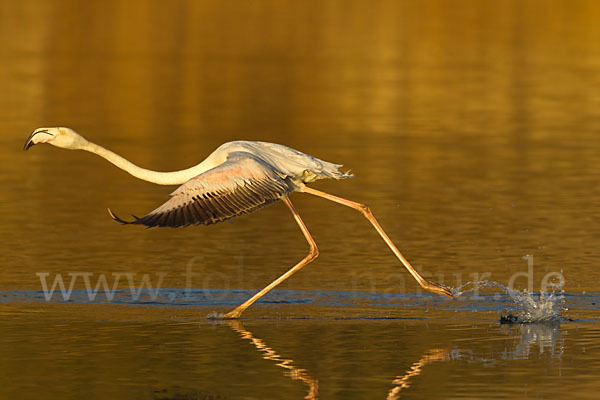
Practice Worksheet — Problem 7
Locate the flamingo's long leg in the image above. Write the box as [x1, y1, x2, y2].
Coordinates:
[302, 187, 454, 298]
[223, 196, 319, 319]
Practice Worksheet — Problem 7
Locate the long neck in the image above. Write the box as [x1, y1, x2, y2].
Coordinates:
[82, 141, 210, 185]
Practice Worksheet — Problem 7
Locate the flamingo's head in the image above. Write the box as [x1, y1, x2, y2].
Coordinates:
[24, 127, 89, 151]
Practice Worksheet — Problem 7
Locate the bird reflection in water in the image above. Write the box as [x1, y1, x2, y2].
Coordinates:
[386, 322, 563, 398]
[226, 320, 449, 400]
[227, 320, 319, 399]
[387, 348, 452, 400]
[223, 320, 562, 399]
[500, 321, 563, 359]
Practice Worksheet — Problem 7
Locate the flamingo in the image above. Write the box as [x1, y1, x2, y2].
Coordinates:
[24, 127, 454, 318]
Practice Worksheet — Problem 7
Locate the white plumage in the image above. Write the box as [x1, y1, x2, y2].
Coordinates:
[111, 140, 353, 227]
[120, 145, 351, 227]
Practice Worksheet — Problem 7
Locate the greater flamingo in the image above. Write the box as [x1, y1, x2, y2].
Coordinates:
[24, 127, 453, 318]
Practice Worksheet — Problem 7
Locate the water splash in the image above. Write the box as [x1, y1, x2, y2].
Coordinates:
[453, 280, 567, 323]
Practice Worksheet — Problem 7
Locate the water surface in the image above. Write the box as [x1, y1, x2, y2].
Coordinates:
[1, 0, 600, 398]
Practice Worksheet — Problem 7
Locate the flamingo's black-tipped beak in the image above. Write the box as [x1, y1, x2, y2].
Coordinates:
[23, 132, 37, 151]
[23, 129, 48, 151]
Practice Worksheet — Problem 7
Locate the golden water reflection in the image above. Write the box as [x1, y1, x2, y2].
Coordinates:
[0, 301, 590, 399]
